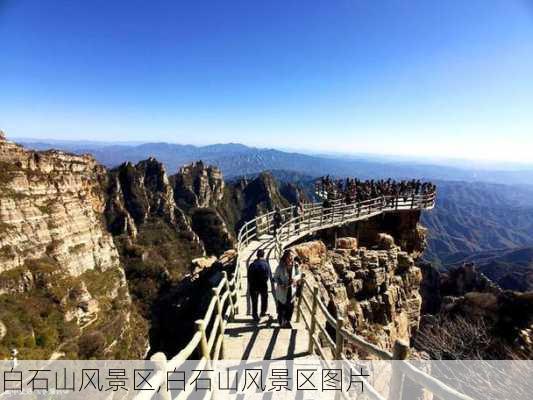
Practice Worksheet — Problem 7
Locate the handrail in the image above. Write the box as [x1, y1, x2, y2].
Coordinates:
[140, 190, 442, 400]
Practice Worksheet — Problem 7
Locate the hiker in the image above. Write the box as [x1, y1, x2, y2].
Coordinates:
[273, 250, 302, 328]
[272, 206, 283, 235]
[293, 202, 304, 230]
[247, 248, 271, 322]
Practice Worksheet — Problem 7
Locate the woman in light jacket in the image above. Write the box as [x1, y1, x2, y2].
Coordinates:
[273, 250, 302, 328]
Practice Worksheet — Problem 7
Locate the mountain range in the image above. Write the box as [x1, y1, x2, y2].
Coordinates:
[17, 139, 533, 185]
[15, 139, 533, 290]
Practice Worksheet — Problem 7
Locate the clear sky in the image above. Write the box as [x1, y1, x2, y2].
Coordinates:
[1, 0, 532, 162]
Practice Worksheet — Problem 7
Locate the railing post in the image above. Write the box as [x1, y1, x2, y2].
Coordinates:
[308, 285, 319, 354]
[335, 317, 344, 359]
[223, 271, 235, 318]
[295, 275, 305, 323]
[231, 271, 240, 315]
[389, 339, 409, 400]
[150, 352, 172, 400]
[196, 319, 210, 360]
[213, 287, 225, 359]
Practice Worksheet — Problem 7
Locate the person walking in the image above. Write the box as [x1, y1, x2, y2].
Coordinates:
[293, 202, 304, 230]
[247, 249, 271, 322]
[273, 250, 302, 328]
[272, 206, 283, 235]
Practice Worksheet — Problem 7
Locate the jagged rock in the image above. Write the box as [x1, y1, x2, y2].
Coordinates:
[191, 256, 218, 275]
[291, 240, 327, 265]
[279, 182, 309, 205]
[0, 268, 34, 295]
[397, 251, 414, 271]
[172, 161, 224, 209]
[336, 237, 358, 250]
[319, 210, 426, 259]
[419, 262, 533, 357]
[377, 233, 395, 250]
[0, 137, 148, 359]
[219, 249, 237, 265]
[65, 281, 100, 324]
[108, 158, 194, 231]
[190, 208, 233, 256]
[292, 236, 424, 354]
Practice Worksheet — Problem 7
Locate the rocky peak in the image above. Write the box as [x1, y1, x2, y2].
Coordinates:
[243, 172, 289, 214]
[172, 161, 225, 209]
[0, 130, 6, 141]
[280, 182, 309, 204]
[107, 159, 195, 234]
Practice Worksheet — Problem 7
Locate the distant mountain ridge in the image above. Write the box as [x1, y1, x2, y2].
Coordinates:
[422, 180, 533, 267]
[17, 139, 533, 185]
[445, 247, 533, 291]
[14, 139, 533, 292]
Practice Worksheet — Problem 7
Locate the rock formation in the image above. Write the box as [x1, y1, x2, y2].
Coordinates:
[172, 161, 225, 210]
[171, 162, 233, 256]
[0, 135, 147, 359]
[0, 136, 117, 276]
[317, 210, 427, 257]
[292, 233, 423, 356]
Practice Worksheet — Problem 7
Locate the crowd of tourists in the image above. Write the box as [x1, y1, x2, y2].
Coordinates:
[316, 176, 436, 204]
[248, 176, 436, 327]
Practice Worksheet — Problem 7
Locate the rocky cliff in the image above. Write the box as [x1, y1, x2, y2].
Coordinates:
[291, 212, 425, 356]
[101, 160, 296, 356]
[0, 135, 147, 359]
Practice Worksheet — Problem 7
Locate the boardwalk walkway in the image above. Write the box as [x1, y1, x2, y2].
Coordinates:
[224, 234, 311, 360]
[138, 191, 479, 400]
[223, 194, 435, 360]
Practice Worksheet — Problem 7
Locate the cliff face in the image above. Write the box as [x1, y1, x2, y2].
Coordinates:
[0, 136, 147, 359]
[218, 172, 291, 234]
[317, 210, 427, 258]
[171, 161, 233, 256]
[292, 213, 425, 356]
[0, 137, 117, 276]
[101, 160, 295, 356]
[172, 161, 225, 210]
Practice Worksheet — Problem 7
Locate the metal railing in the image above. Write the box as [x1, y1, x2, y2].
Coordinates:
[295, 277, 474, 400]
[138, 191, 449, 400]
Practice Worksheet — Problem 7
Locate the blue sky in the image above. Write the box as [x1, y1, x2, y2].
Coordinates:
[1, 0, 532, 162]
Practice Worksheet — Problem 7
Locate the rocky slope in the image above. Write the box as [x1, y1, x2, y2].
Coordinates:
[290, 211, 425, 355]
[416, 262, 533, 359]
[0, 133, 147, 359]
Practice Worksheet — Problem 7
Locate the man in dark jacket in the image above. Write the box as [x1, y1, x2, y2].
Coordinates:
[248, 249, 271, 322]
